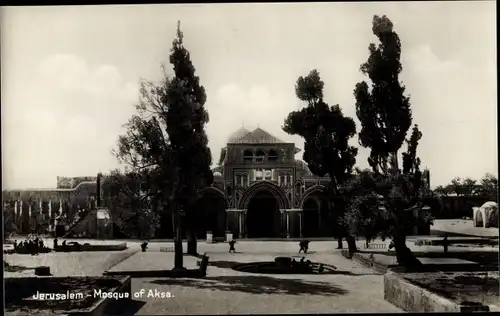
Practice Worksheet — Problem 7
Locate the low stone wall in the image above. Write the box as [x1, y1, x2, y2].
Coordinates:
[54, 243, 127, 252]
[340, 249, 395, 274]
[384, 271, 493, 312]
[384, 271, 460, 312]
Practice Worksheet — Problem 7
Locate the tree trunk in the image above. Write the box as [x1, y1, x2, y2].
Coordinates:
[393, 229, 423, 271]
[186, 216, 198, 255]
[336, 237, 343, 249]
[172, 202, 183, 269]
[346, 233, 358, 254]
[183, 206, 198, 256]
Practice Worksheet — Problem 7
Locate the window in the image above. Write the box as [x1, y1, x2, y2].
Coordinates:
[255, 150, 265, 163]
[236, 175, 242, 186]
[268, 149, 278, 162]
[243, 149, 253, 162]
[242, 175, 248, 186]
[255, 169, 264, 181]
[279, 175, 285, 185]
[264, 169, 272, 180]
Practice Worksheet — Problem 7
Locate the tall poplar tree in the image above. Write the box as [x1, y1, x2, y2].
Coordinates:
[354, 15, 426, 268]
[115, 22, 213, 269]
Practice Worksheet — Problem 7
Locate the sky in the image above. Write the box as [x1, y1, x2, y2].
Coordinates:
[1, 2, 497, 189]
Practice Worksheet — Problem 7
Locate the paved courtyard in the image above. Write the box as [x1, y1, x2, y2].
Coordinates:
[112, 241, 403, 314]
[6, 238, 499, 314]
[5, 240, 404, 314]
[431, 219, 499, 237]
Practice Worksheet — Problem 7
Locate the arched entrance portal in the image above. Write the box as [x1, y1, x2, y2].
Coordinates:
[301, 189, 331, 237]
[192, 188, 227, 240]
[247, 190, 281, 238]
[302, 198, 320, 237]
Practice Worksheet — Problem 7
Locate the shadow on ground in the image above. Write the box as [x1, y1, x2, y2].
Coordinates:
[208, 260, 241, 269]
[3, 261, 34, 273]
[208, 260, 368, 276]
[103, 299, 146, 316]
[151, 275, 348, 296]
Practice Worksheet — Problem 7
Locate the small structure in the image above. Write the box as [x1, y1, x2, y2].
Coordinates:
[35, 266, 51, 276]
[206, 231, 214, 244]
[473, 201, 498, 228]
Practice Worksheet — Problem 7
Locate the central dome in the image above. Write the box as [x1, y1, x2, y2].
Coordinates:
[227, 127, 251, 143]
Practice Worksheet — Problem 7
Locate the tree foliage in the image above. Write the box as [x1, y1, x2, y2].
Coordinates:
[114, 21, 213, 267]
[434, 174, 498, 198]
[338, 169, 389, 244]
[477, 173, 498, 198]
[354, 15, 412, 174]
[102, 169, 160, 239]
[3, 201, 18, 240]
[283, 69, 358, 251]
[353, 15, 431, 268]
[283, 69, 358, 190]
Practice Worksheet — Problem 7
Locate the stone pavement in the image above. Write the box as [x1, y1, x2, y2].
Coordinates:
[121, 242, 403, 314]
[7, 238, 498, 314]
[4, 250, 136, 277]
[107, 252, 199, 273]
[431, 219, 499, 237]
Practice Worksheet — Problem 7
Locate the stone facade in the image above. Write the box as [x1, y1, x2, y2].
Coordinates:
[3, 179, 98, 234]
[198, 127, 331, 239]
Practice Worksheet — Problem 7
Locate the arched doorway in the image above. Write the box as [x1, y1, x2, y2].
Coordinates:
[475, 210, 484, 227]
[192, 188, 227, 240]
[247, 190, 281, 238]
[302, 197, 320, 237]
[301, 188, 331, 237]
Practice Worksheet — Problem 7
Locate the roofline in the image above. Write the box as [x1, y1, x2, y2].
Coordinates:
[3, 181, 97, 193]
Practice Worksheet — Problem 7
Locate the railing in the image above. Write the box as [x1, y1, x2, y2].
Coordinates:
[363, 243, 387, 249]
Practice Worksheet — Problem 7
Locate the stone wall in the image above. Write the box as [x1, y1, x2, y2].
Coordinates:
[2, 181, 98, 234]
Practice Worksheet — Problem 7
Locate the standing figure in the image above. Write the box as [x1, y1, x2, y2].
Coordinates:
[228, 240, 236, 253]
[443, 236, 449, 253]
[299, 240, 310, 254]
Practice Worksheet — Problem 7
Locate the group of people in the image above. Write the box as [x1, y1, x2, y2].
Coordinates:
[13, 236, 47, 255]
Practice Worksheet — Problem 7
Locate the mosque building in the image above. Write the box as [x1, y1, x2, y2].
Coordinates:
[194, 127, 333, 239]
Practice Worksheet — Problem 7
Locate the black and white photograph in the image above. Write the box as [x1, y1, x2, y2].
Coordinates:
[2, 2, 498, 315]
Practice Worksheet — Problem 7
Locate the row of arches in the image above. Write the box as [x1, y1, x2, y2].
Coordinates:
[188, 182, 331, 239]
